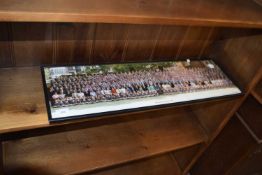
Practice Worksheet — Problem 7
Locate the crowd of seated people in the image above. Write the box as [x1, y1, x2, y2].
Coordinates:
[48, 65, 234, 107]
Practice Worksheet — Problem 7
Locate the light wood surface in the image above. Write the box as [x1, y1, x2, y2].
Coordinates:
[0, 0, 261, 28]
[0, 67, 48, 133]
[3, 107, 206, 174]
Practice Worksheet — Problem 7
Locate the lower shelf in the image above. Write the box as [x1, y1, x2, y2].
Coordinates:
[86, 154, 181, 175]
[3, 107, 207, 175]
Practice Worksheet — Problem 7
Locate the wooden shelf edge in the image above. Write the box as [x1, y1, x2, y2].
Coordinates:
[74, 146, 188, 175]
[3, 110, 207, 175]
[69, 154, 182, 175]
[1, 11, 262, 28]
[236, 112, 262, 144]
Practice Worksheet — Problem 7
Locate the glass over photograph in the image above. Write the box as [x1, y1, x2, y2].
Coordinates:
[42, 60, 241, 121]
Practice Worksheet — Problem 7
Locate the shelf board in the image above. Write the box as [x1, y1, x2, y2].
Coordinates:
[3, 106, 206, 174]
[81, 154, 181, 175]
[0, 0, 261, 28]
[0, 66, 240, 140]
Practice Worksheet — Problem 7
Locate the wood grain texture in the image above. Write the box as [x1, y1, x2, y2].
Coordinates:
[11, 23, 53, 66]
[0, 23, 13, 67]
[0, 0, 261, 28]
[152, 25, 187, 60]
[208, 34, 262, 91]
[123, 24, 161, 62]
[190, 97, 239, 136]
[178, 26, 212, 58]
[0, 67, 48, 133]
[83, 154, 181, 175]
[92, 23, 128, 64]
[3, 108, 206, 174]
[55, 23, 95, 64]
[191, 116, 257, 175]
[0, 22, 223, 67]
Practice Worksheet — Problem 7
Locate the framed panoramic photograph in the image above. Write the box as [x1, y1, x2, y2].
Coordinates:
[41, 60, 242, 122]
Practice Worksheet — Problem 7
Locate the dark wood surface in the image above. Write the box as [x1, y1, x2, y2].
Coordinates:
[190, 98, 239, 136]
[191, 116, 257, 175]
[238, 95, 262, 141]
[172, 143, 203, 171]
[0, 23, 216, 68]
[0, 143, 3, 174]
[0, 0, 261, 28]
[252, 78, 262, 104]
[227, 144, 262, 175]
[83, 154, 181, 175]
[3, 109, 206, 175]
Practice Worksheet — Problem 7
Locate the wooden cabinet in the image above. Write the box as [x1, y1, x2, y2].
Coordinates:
[0, 0, 261, 174]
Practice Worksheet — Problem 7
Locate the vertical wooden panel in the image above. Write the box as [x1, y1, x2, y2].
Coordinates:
[56, 23, 95, 64]
[0, 23, 13, 67]
[178, 26, 212, 58]
[124, 24, 161, 62]
[209, 34, 262, 90]
[92, 23, 128, 64]
[152, 25, 187, 61]
[191, 116, 257, 175]
[12, 23, 53, 66]
[191, 98, 238, 136]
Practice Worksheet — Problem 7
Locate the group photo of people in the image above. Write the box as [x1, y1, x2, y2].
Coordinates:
[44, 60, 237, 108]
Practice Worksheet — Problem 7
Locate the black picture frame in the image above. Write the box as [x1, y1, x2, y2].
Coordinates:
[41, 59, 243, 122]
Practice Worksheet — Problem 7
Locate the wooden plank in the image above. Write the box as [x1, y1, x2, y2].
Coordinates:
[208, 35, 262, 91]
[178, 26, 212, 58]
[55, 23, 95, 64]
[92, 23, 128, 64]
[0, 0, 261, 28]
[3, 108, 206, 174]
[85, 154, 181, 175]
[0, 67, 48, 133]
[11, 23, 53, 66]
[123, 24, 161, 62]
[0, 23, 14, 67]
[152, 25, 187, 60]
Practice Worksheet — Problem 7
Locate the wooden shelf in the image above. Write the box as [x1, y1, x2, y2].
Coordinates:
[0, 66, 237, 140]
[0, 0, 261, 28]
[2, 105, 206, 174]
[82, 154, 181, 175]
